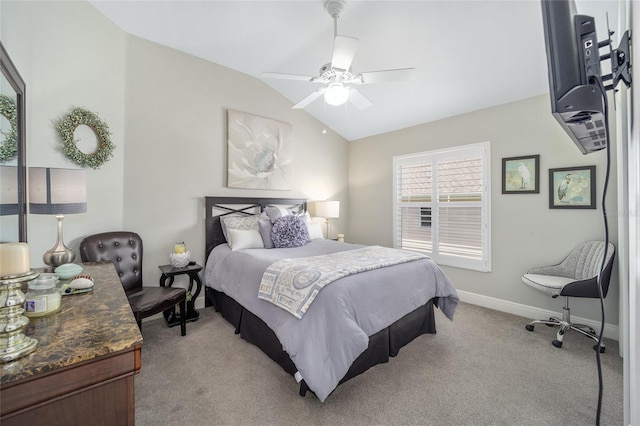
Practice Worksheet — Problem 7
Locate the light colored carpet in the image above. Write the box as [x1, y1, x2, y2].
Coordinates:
[134, 302, 623, 425]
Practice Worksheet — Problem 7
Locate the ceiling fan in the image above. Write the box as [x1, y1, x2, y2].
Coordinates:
[261, 0, 416, 110]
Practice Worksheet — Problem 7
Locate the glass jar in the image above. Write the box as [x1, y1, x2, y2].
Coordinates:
[24, 274, 61, 317]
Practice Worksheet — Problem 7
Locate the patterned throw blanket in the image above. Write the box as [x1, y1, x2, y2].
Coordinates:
[258, 246, 427, 319]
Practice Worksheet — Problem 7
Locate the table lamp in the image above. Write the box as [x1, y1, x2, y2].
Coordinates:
[29, 167, 86, 268]
[314, 200, 340, 239]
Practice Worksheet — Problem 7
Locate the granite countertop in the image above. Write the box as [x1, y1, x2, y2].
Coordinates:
[1, 262, 143, 385]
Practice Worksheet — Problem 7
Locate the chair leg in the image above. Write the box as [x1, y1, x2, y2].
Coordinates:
[179, 299, 186, 336]
[525, 296, 604, 351]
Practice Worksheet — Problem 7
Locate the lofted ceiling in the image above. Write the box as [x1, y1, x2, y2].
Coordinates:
[89, 0, 621, 141]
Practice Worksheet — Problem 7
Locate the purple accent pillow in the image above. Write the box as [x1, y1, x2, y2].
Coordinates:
[271, 215, 311, 248]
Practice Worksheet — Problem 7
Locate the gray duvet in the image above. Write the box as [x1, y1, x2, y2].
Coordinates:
[204, 239, 459, 402]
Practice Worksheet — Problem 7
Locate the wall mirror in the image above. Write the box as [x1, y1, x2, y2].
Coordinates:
[0, 41, 27, 242]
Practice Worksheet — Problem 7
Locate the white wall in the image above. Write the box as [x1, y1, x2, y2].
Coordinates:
[349, 94, 619, 326]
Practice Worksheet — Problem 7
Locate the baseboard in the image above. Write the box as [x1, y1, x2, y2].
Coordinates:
[457, 290, 619, 341]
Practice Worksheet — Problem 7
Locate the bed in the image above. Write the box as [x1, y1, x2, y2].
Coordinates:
[203, 196, 459, 401]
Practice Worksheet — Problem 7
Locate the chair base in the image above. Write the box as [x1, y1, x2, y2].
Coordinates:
[525, 299, 605, 353]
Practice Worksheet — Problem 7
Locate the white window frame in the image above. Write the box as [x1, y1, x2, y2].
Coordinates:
[392, 142, 491, 272]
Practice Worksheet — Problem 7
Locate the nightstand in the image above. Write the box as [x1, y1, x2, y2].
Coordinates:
[158, 263, 203, 326]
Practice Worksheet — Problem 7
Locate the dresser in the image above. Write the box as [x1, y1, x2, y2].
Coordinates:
[1, 262, 143, 425]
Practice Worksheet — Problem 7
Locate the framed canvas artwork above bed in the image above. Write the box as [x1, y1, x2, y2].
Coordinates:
[227, 110, 293, 190]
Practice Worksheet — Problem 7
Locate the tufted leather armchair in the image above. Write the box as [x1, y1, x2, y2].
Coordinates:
[79, 231, 187, 336]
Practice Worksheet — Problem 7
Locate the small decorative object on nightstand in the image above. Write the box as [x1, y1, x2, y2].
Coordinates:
[169, 241, 191, 268]
[158, 263, 203, 326]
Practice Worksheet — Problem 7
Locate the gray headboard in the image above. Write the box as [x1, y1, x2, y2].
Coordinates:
[204, 196, 307, 263]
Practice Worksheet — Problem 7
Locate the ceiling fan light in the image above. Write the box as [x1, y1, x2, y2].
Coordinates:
[324, 84, 349, 106]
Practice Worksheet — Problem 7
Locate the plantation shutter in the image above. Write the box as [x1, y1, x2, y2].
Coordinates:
[396, 161, 433, 254]
[393, 142, 491, 272]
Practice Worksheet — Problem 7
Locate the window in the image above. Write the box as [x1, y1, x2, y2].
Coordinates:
[393, 142, 491, 272]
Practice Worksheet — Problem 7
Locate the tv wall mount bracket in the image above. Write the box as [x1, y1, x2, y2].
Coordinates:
[600, 28, 632, 91]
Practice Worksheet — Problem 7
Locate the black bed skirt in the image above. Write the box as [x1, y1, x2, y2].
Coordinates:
[204, 286, 437, 397]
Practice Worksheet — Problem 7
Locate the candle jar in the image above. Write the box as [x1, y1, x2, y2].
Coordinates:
[24, 275, 61, 318]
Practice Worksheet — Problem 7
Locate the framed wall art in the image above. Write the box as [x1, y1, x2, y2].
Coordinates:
[548, 165, 596, 209]
[227, 110, 292, 190]
[502, 154, 540, 194]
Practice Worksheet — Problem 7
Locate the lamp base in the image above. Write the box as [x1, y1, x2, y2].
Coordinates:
[43, 249, 75, 268]
[43, 215, 75, 268]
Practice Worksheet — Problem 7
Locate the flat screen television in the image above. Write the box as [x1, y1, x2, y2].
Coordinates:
[541, 0, 607, 154]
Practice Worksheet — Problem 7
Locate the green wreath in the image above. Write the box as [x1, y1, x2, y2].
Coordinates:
[57, 107, 115, 169]
[0, 94, 18, 163]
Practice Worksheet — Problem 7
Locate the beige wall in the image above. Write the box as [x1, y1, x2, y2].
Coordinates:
[123, 35, 348, 288]
[1, 1, 127, 262]
[1, 1, 349, 301]
[349, 94, 619, 325]
[2, 0, 619, 325]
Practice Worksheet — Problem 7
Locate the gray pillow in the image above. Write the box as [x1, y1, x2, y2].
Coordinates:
[258, 217, 274, 248]
[264, 206, 286, 223]
[271, 215, 311, 248]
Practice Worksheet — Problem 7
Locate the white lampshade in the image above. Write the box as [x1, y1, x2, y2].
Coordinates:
[315, 200, 340, 219]
[324, 84, 349, 106]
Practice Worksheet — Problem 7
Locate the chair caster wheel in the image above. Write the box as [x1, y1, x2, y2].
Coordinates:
[525, 324, 534, 332]
[552, 340, 563, 348]
[594, 344, 606, 353]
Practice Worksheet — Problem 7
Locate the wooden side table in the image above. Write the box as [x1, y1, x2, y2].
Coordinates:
[158, 263, 203, 327]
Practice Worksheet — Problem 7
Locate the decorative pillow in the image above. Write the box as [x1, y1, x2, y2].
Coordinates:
[271, 215, 311, 248]
[221, 214, 259, 241]
[258, 217, 274, 248]
[264, 206, 289, 224]
[307, 222, 324, 240]
[227, 228, 264, 251]
[297, 211, 312, 224]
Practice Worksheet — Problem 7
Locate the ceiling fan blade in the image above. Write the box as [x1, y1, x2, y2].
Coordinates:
[331, 36, 359, 71]
[357, 68, 416, 84]
[292, 88, 326, 109]
[348, 88, 373, 110]
[261, 72, 316, 82]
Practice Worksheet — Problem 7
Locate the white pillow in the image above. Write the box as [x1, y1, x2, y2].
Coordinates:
[227, 228, 264, 251]
[299, 211, 312, 224]
[307, 222, 324, 240]
[221, 214, 259, 240]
